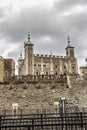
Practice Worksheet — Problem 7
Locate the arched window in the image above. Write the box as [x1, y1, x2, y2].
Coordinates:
[64, 66, 66, 69]
[55, 65, 57, 68]
[36, 72, 38, 75]
[56, 72, 57, 75]
[72, 66, 74, 70]
[46, 72, 48, 75]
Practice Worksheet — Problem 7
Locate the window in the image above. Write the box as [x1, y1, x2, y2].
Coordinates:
[46, 72, 48, 75]
[64, 66, 66, 69]
[56, 72, 57, 75]
[36, 72, 38, 75]
[70, 50, 74, 57]
[55, 65, 57, 68]
[43, 64, 46, 67]
[38, 64, 41, 67]
[72, 66, 74, 70]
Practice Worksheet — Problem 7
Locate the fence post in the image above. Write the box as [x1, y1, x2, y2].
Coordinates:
[32, 118, 34, 130]
[41, 113, 43, 129]
[28, 126, 31, 130]
[0, 115, 2, 130]
[80, 112, 83, 128]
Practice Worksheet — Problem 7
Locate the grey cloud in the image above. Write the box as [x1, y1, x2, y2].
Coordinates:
[54, 0, 87, 12]
[0, 6, 66, 42]
[64, 12, 87, 50]
[0, 7, 6, 19]
[0, 2, 87, 64]
[7, 50, 20, 60]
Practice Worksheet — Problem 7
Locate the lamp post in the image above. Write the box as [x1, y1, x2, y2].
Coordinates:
[61, 97, 65, 114]
[54, 101, 59, 114]
[12, 103, 19, 115]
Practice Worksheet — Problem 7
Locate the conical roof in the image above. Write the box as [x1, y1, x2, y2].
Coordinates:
[24, 32, 33, 46]
[66, 36, 74, 49]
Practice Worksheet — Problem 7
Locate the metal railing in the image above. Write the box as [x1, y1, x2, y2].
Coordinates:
[0, 112, 87, 130]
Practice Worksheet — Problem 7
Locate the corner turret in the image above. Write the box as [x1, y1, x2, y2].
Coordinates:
[24, 32, 34, 75]
[18, 53, 24, 75]
[24, 32, 33, 47]
[66, 36, 75, 58]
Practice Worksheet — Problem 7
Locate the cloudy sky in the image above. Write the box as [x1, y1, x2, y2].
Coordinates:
[0, 0, 87, 67]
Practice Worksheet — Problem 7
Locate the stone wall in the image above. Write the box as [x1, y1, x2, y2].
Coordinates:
[4, 59, 15, 81]
[80, 66, 87, 80]
[0, 74, 87, 114]
[18, 37, 78, 76]
[33, 55, 78, 76]
[0, 56, 15, 82]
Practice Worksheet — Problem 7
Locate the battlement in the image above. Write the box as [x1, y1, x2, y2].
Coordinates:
[18, 35, 77, 76]
[8, 74, 67, 84]
[34, 54, 65, 59]
[34, 54, 51, 57]
[1, 73, 87, 113]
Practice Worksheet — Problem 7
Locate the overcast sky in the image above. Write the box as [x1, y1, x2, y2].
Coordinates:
[0, 0, 87, 67]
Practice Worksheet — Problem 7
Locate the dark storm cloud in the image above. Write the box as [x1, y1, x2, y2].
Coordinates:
[0, 4, 68, 41]
[0, 1, 87, 64]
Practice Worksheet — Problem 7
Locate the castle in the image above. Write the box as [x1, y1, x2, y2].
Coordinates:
[0, 33, 86, 83]
[18, 34, 78, 77]
[0, 34, 87, 113]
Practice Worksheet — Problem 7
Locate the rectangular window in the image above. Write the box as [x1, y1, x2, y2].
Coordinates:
[38, 64, 41, 67]
[43, 64, 46, 67]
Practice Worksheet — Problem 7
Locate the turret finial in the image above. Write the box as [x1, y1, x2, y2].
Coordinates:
[68, 35, 70, 44]
[67, 35, 72, 47]
[28, 32, 30, 42]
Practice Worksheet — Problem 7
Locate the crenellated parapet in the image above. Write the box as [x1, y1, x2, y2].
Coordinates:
[8, 74, 67, 84]
[34, 54, 65, 59]
[18, 34, 78, 77]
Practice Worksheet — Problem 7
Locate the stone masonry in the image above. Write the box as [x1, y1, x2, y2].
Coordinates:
[0, 71, 87, 114]
[18, 35, 78, 76]
[0, 34, 87, 114]
[0, 56, 15, 82]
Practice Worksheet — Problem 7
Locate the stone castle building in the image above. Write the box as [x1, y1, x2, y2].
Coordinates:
[18, 34, 78, 76]
[0, 56, 15, 82]
[0, 34, 87, 113]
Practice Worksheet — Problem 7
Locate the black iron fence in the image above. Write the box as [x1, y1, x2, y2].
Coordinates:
[0, 112, 87, 130]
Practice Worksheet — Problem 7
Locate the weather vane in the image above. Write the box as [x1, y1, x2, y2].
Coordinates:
[28, 32, 30, 42]
[68, 35, 70, 43]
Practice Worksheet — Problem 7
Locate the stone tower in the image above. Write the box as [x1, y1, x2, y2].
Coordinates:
[18, 53, 23, 75]
[24, 33, 34, 75]
[65, 36, 78, 74]
[66, 36, 75, 58]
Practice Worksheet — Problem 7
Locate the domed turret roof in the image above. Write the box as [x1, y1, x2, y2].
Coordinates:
[66, 36, 74, 49]
[24, 32, 33, 46]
